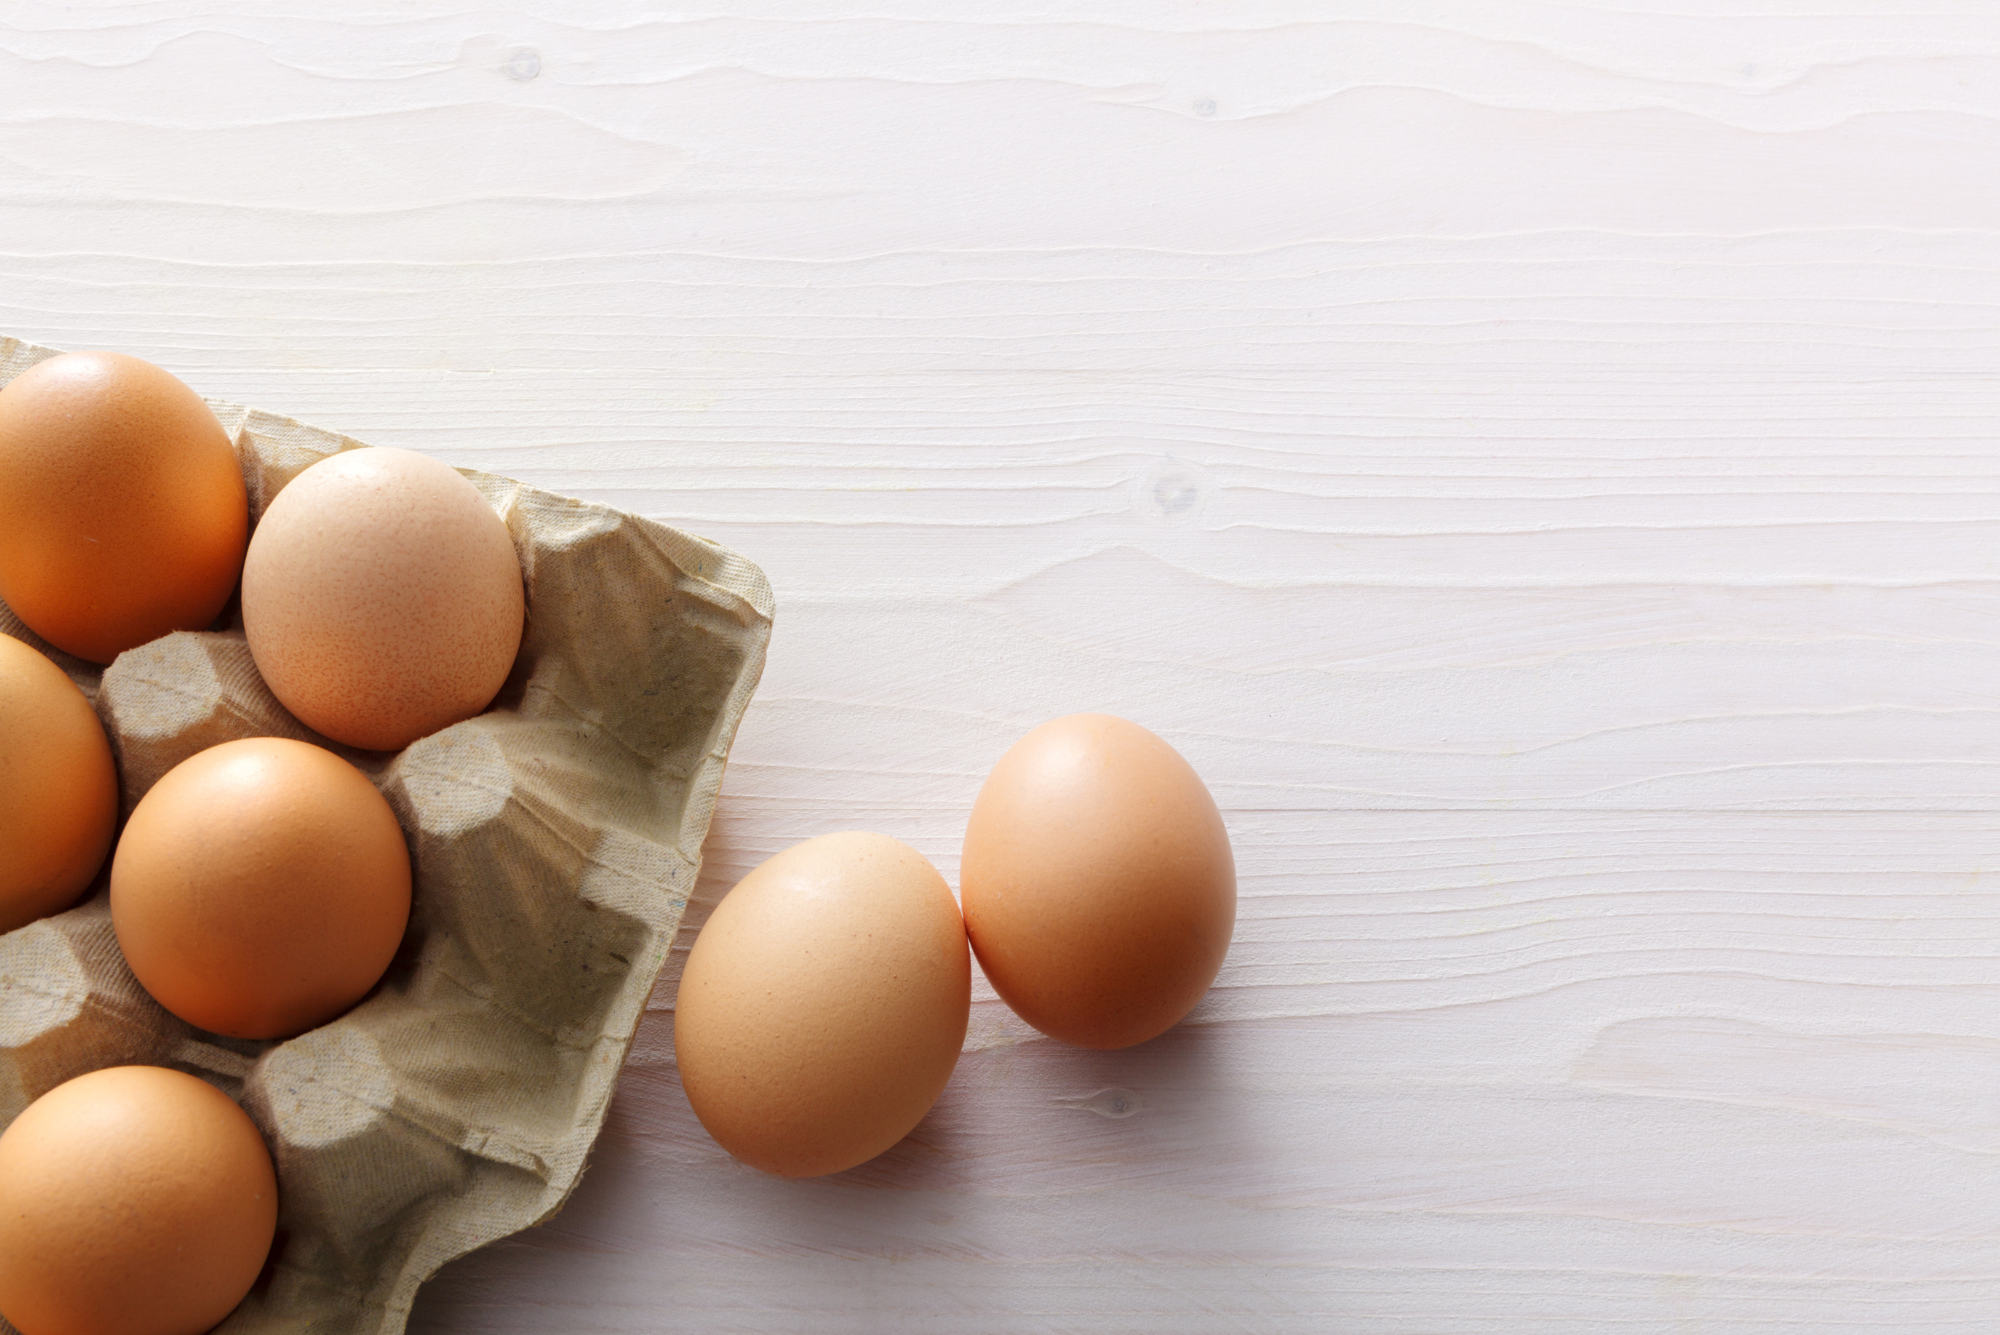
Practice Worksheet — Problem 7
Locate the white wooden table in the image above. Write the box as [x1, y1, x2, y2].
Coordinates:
[9, 5, 2000, 1330]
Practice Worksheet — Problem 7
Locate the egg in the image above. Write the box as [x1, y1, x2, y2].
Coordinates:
[0, 351, 248, 664]
[110, 737, 411, 1039]
[960, 714, 1235, 1049]
[0, 636, 118, 933]
[0, 1065, 277, 1335]
[241, 446, 524, 751]
[675, 832, 970, 1177]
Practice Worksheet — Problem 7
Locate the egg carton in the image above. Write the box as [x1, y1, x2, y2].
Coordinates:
[0, 336, 773, 1335]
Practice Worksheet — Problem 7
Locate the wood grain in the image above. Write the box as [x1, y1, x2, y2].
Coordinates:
[6, 3, 2000, 1330]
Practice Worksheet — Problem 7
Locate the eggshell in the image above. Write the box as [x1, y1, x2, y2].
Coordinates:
[0, 636, 118, 932]
[960, 713, 1235, 1050]
[0, 1065, 277, 1335]
[675, 831, 970, 1177]
[0, 351, 247, 664]
[241, 445, 525, 752]
[110, 737, 411, 1039]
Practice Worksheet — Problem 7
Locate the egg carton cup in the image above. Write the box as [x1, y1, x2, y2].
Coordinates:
[0, 336, 773, 1335]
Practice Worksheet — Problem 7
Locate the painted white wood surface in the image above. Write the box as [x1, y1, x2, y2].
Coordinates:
[8, 4, 2000, 1330]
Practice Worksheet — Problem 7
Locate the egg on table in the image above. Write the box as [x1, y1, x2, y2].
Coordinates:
[0, 635, 118, 933]
[675, 831, 971, 1177]
[0, 1065, 277, 1335]
[111, 737, 412, 1039]
[0, 351, 247, 664]
[960, 713, 1235, 1050]
[241, 446, 525, 752]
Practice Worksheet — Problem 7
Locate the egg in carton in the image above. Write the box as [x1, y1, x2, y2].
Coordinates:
[0, 336, 773, 1335]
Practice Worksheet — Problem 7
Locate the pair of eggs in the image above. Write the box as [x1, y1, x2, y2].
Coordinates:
[675, 713, 1235, 1178]
[0, 730, 406, 1335]
[0, 349, 525, 751]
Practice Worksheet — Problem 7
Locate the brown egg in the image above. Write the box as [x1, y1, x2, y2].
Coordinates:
[0, 1065, 277, 1335]
[110, 737, 411, 1039]
[0, 636, 118, 932]
[241, 446, 524, 751]
[961, 714, 1235, 1050]
[0, 351, 247, 664]
[675, 832, 970, 1178]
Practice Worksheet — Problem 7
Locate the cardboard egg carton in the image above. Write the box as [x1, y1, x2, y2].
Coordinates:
[0, 336, 772, 1335]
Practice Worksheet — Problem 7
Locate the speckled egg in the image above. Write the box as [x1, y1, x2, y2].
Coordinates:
[675, 831, 970, 1177]
[0, 635, 119, 933]
[0, 351, 248, 664]
[960, 714, 1235, 1050]
[0, 1065, 277, 1335]
[241, 446, 524, 752]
